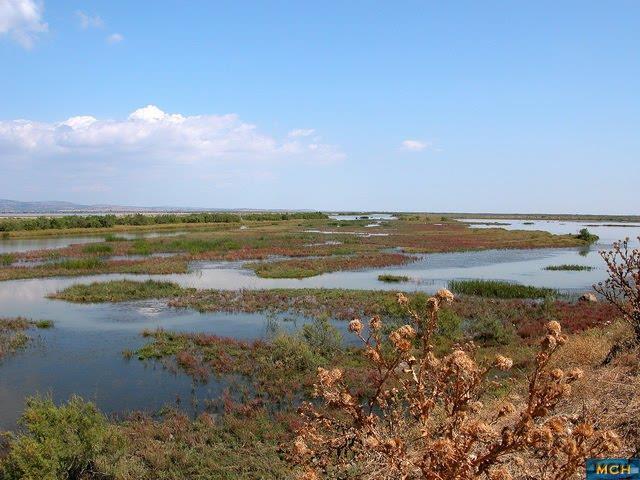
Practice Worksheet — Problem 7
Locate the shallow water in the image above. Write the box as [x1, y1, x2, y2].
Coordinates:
[457, 219, 640, 248]
[329, 213, 396, 221]
[0, 231, 186, 254]
[0, 287, 340, 429]
[1, 219, 638, 429]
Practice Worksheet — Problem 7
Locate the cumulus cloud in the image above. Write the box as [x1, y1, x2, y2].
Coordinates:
[0, 0, 47, 48]
[76, 10, 103, 29]
[0, 105, 345, 167]
[401, 139, 430, 152]
[106, 32, 123, 44]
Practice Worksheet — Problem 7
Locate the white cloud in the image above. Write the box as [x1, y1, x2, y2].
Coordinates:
[401, 139, 430, 152]
[288, 128, 315, 138]
[0, 0, 47, 48]
[76, 10, 103, 29]
[0, 105, 345, 167]
[106, 32, 123, 44]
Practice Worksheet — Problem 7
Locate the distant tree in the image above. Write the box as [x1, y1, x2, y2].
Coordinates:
[577, 228, 599, 243]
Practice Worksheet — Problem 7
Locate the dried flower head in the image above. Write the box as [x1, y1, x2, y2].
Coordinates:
[348, 318, 363, 334]
[397, 292, 409, 306]
[436, 288, 455, 304]
[494, 354, 513, 371]
[545, 321, 562, 337]
[369, 315, 382, 331]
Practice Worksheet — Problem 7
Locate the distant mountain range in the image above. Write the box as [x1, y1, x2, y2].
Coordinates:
[0, 199, 312, 215]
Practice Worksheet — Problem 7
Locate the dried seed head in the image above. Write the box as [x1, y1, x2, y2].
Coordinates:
[293, 437, 311, 455]
[365, 347, 381, 363]
[397, 292, 409, 306]
[426, 296, 440, 312]
[369, 315, 382, 331]
[494, 354, 514, 371]
[317, 367, 342, 387]
[545, 320, 562, 337]
[436, 288, 455, 304]
[348, 318, 363, 334]
[542, 334, 557, 350]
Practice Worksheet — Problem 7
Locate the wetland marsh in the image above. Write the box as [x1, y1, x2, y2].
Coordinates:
[0, 213, 638, 478]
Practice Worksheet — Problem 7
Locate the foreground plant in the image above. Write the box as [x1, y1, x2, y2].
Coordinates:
[594, 237, 640, 345]
[292, 290, 620, 479]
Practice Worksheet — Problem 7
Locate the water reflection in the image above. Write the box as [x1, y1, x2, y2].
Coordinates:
[1, 219, 639, 430]
[0, 231, 186, 254]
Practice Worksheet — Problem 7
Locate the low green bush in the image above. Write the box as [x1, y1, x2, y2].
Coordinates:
[576, 228, 599, 243]
[1, 396, 111, 480]
[468, 314, 515, 345]
[449, 279, 556, 299]
[301, 317, 343, 357]
[58, 258, 105, 270]
[377, 274, 409, 283]
[1, 253, 15, 266]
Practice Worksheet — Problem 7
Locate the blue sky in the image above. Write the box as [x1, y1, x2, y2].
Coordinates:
[1, 0, 638, 213]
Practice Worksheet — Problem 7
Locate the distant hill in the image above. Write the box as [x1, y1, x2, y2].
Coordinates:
[0, 199, 313, 215]
[0, 199, 204, 214]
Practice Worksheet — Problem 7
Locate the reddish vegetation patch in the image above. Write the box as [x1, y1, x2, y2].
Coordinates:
[360, 222, 586, 253]
[167, 288, 620, 340]
[0, 256, 189, 281]
[451, 298, 620, 341]
[247, 252, 414, 278]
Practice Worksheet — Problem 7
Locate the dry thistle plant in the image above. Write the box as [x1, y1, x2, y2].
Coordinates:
[292, 289, 620, 479]
[594, 237, 640, 346]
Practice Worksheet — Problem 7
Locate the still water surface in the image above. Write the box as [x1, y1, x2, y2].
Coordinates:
[1, 219, 639, 429]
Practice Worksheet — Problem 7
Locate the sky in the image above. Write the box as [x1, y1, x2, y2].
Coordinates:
[1, 0, 639, 213]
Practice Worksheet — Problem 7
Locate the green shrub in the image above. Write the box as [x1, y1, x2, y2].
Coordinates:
[1, 396, 110, 480]
[544, 264, 593, 271]
[34, 320, 54, 329]
[130, 239, 152, 255]
[58, 258, 105, 270]
[436, 308, 462, 342]
[468, 314, 515, 345]
[301, 318, 343, 357]
[377, 274, 409, 283]
[576, 228, 599, 243]
[1, 253, 15, 266]
[50, 280, 187, 303]
[82, 243, 113, 254]
[268, 334, 321, 372]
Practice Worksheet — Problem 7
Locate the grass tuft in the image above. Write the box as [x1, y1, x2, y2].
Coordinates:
[544, 264, 594, 271]
[1, 253, 15, 266]
[448, 279, 557, 299]
[50, 279, 189, 303]
[377, 274, 410, 283]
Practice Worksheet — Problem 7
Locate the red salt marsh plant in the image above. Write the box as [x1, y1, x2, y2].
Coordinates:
[292, 290, 620, 479]
[246, 253, 414, 278]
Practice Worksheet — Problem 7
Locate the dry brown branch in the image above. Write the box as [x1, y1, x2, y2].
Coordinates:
[291, 290, 620, 479]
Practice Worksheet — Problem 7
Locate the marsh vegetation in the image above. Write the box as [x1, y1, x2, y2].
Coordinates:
[1, 219, 638, 478]
[448, 279, 557, 299]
